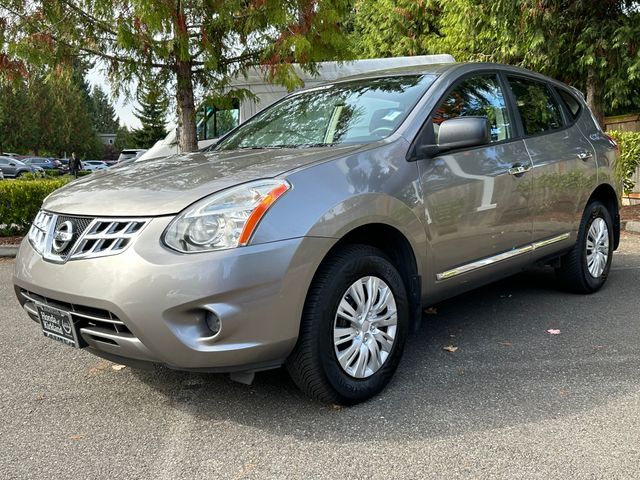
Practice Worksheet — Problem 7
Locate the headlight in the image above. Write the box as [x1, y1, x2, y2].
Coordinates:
[162, 179, 290, 253]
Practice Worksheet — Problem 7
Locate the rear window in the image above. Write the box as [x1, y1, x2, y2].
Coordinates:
[557, 88, 581, 119]
[507, 77, 564, 136]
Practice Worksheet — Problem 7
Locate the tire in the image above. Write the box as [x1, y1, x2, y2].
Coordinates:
[286, 244, 409, 405]
[15, 171, 24, 178]
[556, 200, 614, 293]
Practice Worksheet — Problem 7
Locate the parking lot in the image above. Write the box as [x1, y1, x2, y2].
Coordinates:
[2, 233, 640, 479]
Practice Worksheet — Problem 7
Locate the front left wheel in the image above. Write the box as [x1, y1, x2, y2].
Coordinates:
[286, 244, 409, 405]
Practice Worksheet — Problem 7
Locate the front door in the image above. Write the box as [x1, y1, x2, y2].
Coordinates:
[417, 73, 534, 292]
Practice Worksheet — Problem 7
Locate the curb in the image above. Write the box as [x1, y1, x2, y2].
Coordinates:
[625, 220, 640, 234]
[0, 245, 19, 258]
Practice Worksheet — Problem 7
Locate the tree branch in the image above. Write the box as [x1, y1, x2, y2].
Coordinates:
[59, 0, 119, 38]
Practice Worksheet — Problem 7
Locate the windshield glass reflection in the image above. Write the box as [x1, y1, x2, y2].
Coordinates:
[216, 75, 436, 150]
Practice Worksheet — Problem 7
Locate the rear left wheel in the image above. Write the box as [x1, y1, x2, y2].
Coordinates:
[286, 244, 409, 405]
[556, 200, 614, 293]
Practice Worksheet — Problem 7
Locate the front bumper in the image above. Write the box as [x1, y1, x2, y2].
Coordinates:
[13, 216, 335, 372]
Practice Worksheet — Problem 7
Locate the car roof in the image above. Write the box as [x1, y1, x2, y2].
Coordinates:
[331, 62, 570, 90]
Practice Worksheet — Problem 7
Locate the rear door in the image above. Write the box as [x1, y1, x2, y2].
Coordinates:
[505, 76, 597, 259]
[417, 72, 534, 291]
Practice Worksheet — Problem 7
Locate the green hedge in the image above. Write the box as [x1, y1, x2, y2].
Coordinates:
[608, 130, 640, 194]
[0, 177, 72, 236]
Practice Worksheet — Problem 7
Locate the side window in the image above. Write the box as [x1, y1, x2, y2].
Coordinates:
[508, 77, 564, 135]
[557, 88, 581, 120]
[432, 74, 512, 143]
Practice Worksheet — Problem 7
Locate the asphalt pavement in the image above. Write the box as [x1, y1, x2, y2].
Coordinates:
[2, 233, 640, 479]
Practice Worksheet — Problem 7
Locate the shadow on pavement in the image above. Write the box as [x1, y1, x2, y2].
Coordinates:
[129, 248, 640, 442]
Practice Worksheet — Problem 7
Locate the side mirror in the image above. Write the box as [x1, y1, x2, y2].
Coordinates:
[415, 116, 491, 158]
[9, 163, 16, 166]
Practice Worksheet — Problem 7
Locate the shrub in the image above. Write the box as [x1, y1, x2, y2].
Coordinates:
[0, 177, 72, 236]
[608, 130, 640, 194]
[44, 169, 62, 177]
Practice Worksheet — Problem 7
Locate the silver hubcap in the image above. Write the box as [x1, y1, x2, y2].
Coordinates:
[586, 217, 609, 278]
[333, 276, 398, 379]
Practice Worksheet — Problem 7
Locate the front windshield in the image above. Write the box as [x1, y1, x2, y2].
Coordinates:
[216, 74, 436, 150]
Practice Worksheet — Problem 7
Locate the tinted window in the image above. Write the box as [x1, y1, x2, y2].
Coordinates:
[558, 89, 581, 119]
[508, 77, 564, 135]
[432, 74, 512, 143]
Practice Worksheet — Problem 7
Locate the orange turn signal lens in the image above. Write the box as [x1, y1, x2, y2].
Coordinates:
[238, 182, 290, 245]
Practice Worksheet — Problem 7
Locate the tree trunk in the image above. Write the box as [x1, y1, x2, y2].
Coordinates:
[175, 60, 198, 153]
[586, 66, 605, 128]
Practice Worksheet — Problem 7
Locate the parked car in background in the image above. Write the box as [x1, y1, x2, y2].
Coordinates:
[22, 157, 61, 170]
[56, 158, 70, 174]
[82, 161, 108, 171]
[2, 152, 20, 158]
[13, 62, 621, 405]
[0, 156, 44, 178]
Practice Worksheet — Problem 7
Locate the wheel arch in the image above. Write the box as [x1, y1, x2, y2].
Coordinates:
[588, 183, 620, 250]
[315, 222, 423, 333]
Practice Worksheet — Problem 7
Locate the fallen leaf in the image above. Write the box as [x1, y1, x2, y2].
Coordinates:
[111, 364, 126, 371]
[443, 345, 458, 353]
[88, 361, 110, 375]
[424, 307, 438, 315]
[35, 394, 46, 401]
[69, 434, 84, 440]
[330, 404, 344, 411]
[498, 341, 513, 347]
[546, 329, 561, 335]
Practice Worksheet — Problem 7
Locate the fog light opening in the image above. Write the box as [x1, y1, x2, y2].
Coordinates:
[204, 311, 221, 336]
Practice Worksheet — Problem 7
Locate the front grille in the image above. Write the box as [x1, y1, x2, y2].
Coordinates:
[19, 288, 133, 337]
[71, 219, 147, 259]
[27, 210, 150, 263]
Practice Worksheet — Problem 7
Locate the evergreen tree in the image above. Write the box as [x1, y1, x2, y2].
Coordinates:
[0, 66, 102, 157]
[1, 1, 351, 153]
[132, 80, 168, 149]
[90, 86, 119, 134]
[351, 0, 640, 124]
[114, 125, 134, 152]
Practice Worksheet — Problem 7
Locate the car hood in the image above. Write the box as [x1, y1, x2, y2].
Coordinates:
[43, 145, 363, 216]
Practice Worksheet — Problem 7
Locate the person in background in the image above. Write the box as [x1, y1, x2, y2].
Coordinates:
[69, 152, 80, 178]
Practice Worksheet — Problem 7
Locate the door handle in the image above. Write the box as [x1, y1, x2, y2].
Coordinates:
[577, 151, 593, 161]
[508, 164, 532, 176]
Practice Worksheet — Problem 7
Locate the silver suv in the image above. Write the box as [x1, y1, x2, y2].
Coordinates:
[13, 63, 621, 404]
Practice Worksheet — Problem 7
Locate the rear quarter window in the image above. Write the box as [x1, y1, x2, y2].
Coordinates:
[557, 88, 582, 120]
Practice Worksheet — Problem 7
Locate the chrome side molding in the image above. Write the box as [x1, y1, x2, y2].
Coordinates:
[436, 232, 571, 281]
